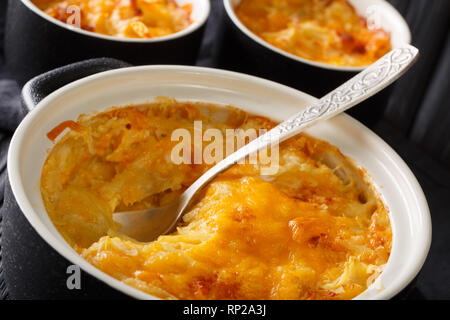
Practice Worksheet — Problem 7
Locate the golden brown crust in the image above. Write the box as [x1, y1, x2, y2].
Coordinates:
[41, 98, 391, 299]
[31, 0, 192, 38]
[235, 0, 392, 66]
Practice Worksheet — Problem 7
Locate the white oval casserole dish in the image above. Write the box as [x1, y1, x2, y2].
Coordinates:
[8, 65, 431, 300]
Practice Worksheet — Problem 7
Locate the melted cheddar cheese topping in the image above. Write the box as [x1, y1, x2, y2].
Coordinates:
[31, 0, 192, 38]
[235, 0, 392, 66]
[41, 98, 391, 299]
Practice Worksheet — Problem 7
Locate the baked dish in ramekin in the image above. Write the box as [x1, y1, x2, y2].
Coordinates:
[31, 0, 193, 38]
[234, 0, 392, 67]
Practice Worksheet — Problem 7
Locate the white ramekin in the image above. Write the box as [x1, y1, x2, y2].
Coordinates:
[22, 0, 211, 43]
[224, 0, 411, 72]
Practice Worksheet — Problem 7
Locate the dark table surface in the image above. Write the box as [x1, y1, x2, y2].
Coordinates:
[0, 0, 449, 300]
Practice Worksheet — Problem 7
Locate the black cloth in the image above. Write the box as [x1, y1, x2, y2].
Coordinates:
[0, 0, 449, 300]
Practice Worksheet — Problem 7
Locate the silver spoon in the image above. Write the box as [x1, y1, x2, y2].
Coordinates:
[113, 45, 419, 242]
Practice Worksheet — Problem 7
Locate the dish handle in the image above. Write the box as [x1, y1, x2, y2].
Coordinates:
[21, 58, 132, 112]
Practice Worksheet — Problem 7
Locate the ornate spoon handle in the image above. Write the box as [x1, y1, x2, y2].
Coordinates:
[275, 45, 419, 140]
[183, 45, 419, 205]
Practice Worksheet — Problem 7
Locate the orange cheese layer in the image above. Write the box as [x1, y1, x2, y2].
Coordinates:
[31, 0, 192, 38]
[235, 0, 392, 66]
[41, 98, 391, 299]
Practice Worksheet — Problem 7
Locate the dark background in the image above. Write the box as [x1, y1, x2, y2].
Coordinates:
[0, 0, 449, 299]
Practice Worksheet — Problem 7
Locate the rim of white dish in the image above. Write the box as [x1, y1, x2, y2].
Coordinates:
[21, 0, 211, 43]
[8, 65, 431, 300]
[223, 0, 411, 72]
